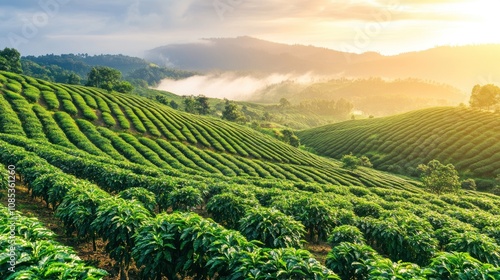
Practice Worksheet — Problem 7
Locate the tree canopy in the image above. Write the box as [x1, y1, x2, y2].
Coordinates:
[418, 159, 460, 195]
[86, 66, 133, 93]
[0, 48, 22, 74]
[469, 84, 500, 110]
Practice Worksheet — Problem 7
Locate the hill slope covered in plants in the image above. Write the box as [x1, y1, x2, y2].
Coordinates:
[298, 107, 500, 185]
[1, 72, 500, 279]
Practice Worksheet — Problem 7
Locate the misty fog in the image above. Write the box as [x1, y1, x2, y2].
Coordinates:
[155, 72, 327, 101]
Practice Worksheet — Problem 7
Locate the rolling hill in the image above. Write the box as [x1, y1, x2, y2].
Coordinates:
[297, 107, 500, 185]
[2, 71, 500, 279]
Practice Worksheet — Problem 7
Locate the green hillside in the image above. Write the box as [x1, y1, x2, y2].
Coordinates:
[0, 70, 416, 189]
[1, 72, 500, 279]
[298, 107, 500, 183]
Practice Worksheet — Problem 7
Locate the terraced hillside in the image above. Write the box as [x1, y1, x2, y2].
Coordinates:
[297, 107, 500, 180]
[0, 70, 416, 189]
[2, 72, 500, 279]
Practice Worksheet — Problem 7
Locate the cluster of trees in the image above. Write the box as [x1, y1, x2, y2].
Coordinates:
[470, 84, 500, 110]
[85, 66, 133, 93]
[0, 47, 22, 74]
[152, 95, 179, 109]
[21, 59, 81, 84]
[296, 98, 354, 118]
[128, 65, 196, 86]
[341, 153, 373, 170]
[276, 129, 300, 147]
[183, 95, 210, 115]
[221, 99, 246, 123]
[267, 98, 355, 120]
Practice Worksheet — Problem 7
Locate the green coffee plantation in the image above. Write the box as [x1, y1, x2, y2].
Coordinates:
[298, 107, 500, 181]
[0, 70, 500, 279]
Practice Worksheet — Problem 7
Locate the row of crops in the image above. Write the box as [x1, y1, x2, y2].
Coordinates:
[0, 70, 318, 165]
[2, 133, 500, 278]
[297, 107, 500, 178]
[0, 206, 108, 279]
[0, 70, 418, 190]
[2, 71, 500, 278]
[0, 139, 339, 279]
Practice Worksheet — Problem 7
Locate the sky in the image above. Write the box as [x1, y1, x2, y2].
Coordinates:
[1, 0, 499, 57]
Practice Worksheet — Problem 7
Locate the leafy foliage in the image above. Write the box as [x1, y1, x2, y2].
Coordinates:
[118, 187, 157, 214]
[239, 207, 305, 249]
[328, 225, 366, 247]
[418, 159, 461, 195]
[167, 186, 204, 211]
[92, 197, 151, 280]
[326, 242, 379, 279]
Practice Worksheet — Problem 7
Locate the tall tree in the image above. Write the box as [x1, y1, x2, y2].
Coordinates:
[67, 73, 81, 85]
[0, 48, 22, 74]
[183, 96, 197, 113]
[469, 84, 500, 110]
[279, 98, 291, 108]
[86, 66, 122, 91]
[195, 95, 210, 115]
[222, 99, 245, 123]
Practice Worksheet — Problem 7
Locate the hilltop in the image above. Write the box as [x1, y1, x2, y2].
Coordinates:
[297, 107, 500, 189]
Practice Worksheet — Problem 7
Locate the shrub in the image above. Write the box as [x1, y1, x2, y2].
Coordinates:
[167, 186, 203, 212]
[61, 99, 78, 115]
[239, 207, 305, 248]
[207, 193, 256, 229]
[328, 225, 365, 247]
[326, 242, 380, 279]
[23, 85, 40, 103]
[427, 252, 500, 279]
[461, 178, 477, 190]
[353, 201, 383, 218]
[119, 187, 157, 214]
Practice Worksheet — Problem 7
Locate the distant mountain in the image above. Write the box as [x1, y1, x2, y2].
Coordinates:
[146, 37, 500, 91]
[145, 36, 379, 74]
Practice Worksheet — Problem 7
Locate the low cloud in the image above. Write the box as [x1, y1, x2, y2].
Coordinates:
[155, 72, 326, 100]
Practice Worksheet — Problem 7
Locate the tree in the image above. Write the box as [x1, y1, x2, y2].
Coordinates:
[66, 72, 81, 85]
[154, 95, 169, 105]
[341, 153, 359, 170]
[114, 81, 133, 93]
[461, 179, 476, 191]
[0, 47, 22, 74]
[195, 95, 210, 115]
[86, 66, 121, 89]
[263, 112, 272, 121]
[281, 129, 300, 147]
[169, 100, 179, 109]
[222, 99, 245, 123]
[85, 66, 133, 93]
[417, 159, 460, 195]
[279, 97, 291, 108]
[359, 156, 373, 168]
[183, 96, 196, 113]
[469, 84, 500, 110]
